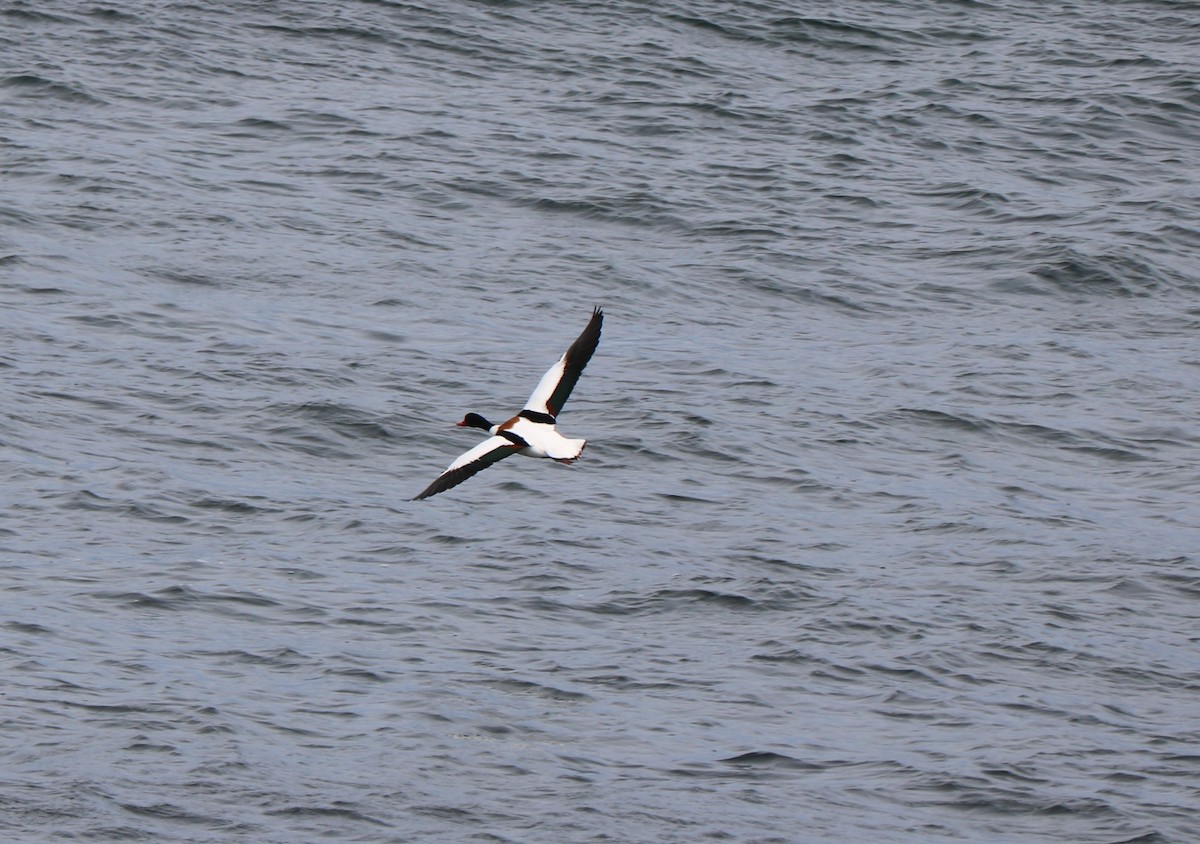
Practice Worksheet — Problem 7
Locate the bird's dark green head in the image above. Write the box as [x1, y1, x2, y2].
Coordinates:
[456, 413, 492, 430]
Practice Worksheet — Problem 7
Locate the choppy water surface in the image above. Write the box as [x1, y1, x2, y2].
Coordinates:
[3, 1, 1199, 841]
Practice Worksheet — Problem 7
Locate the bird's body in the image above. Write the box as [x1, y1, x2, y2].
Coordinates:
[413, 307, 603, 500]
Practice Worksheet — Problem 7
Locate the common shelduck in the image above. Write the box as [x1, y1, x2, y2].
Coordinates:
[413, 307, 603, 501]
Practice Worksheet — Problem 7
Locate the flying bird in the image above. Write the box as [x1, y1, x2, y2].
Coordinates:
[413, 307, 603, 501]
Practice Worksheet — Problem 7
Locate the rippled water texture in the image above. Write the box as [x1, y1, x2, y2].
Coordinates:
[3, 1, 1199, 842]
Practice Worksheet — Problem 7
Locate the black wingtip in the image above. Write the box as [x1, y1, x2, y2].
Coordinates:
[411, 482, 446, 502]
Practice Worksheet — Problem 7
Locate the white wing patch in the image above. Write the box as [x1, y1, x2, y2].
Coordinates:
[446, 436, 515, 471]
[524, 355, 567, 416]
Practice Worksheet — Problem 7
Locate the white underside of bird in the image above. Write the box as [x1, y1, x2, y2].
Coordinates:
[446, 419, 585, 471]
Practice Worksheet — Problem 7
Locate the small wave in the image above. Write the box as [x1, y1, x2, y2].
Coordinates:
[671, 751, 825, 779]
[770, 16, 899, 52]
[265, 804, 389, 826]
[279, 401, 393, 440]
[583, 580, 815, 616]
[5, 620, 54, 636]
[190, 496, 280, 515]
[1, 73, 101, 104]
[720, 750, 823, 770]
[884, 408, 1150, 462]
[117, 801, 228, 825]
[668, 11, 985, 54]
[261, 402, 390, 458]
[475, 677, 591, 702]
[998, 245, 1187, 298]
[2, 8, 73, 23]
[60, 490, 188, 524]
[195, 647, 310, 668]
[92, 586, 285, 619]
[261, 23, 391, 44]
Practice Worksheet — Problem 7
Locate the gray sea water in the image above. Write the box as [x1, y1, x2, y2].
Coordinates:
[3, 1, 1200, 842]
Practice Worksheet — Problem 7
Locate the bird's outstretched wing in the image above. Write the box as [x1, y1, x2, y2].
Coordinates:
[524, 307, 603, 419]
[412, 436, 523, 500]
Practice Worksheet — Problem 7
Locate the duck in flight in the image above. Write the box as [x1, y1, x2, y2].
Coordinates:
[413, 307, 603, 501]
